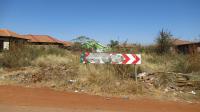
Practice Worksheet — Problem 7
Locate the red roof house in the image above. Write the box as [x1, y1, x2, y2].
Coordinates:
[0, 29, 28, 51]
[22, 35, 63, 45]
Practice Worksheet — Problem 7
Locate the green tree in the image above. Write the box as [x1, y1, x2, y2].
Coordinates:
[109, 40, 119, 48]
[156, 29, 173, 54]
[72, 36, 94, 44]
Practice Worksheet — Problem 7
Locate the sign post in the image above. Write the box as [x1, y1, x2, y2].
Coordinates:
[134, 64, 138, 93]
[134, 65, 137, 82]
[80, 52, 141, 85]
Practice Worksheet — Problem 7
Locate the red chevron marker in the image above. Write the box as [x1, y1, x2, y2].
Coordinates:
[132, 54, 140, 64]
[122, 54, 130, 64]
[121, 54, 141, 64]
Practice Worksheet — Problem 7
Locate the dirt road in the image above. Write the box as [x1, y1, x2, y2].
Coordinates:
[0, 85, 199, 112]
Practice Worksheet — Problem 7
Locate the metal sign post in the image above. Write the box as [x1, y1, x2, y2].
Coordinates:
[80, 52, 141, 88]
[134, 64, 138, 93]
[134, 65, 137, 83]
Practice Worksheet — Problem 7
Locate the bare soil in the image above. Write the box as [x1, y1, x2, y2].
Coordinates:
[0, 85, 200, 112]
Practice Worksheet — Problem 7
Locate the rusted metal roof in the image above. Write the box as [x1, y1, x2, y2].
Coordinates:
[0, 29, 28, 39]
[22, 35, 63, 44]
[172, 39, 192, 46]
[62, 41, 74, 47]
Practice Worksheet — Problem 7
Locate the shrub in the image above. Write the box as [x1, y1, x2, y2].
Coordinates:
[143, 45, 157, 54]
[1, 46, 36, 68]
[33, 54, 74, 67]
[79, 66, 139, 95]
[173, 53, 200, 73]
[142, 53, 175, 72]
[32, 63, 78, 84]
[111, 64, 135, 79]
[0, 45, 67, 68]
[153, 72, 176, 89]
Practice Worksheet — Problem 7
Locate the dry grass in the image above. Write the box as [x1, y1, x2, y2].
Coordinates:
[141, 53, 174, 72]
[75, 63, 145, 96]
[141, 53, 200, 73]
[1, 49, 200, 101]
[0, 46, 67, 68]
[1, 51, 142, 96]
[172, 53, 200, 73]
[33, 55, 73, 67]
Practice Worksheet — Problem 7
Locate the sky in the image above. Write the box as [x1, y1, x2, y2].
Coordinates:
[0, 0, 200, 44]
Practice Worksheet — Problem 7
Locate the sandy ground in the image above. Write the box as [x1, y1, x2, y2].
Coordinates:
[0, 85, 200, 112]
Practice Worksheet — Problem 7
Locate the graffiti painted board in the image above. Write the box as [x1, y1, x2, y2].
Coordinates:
[80, 52, 141, 64]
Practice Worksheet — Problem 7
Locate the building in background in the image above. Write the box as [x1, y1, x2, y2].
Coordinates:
[21, 34, 64, 48]
[0, 29, 74, 51]
[61, 41, 74, 49]
[0, 29, 28, 51]
[172, 39, 200, 54]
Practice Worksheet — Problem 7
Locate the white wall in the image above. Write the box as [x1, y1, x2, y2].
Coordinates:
[0, 38, 9, 50]
[3, 41, 9, 50]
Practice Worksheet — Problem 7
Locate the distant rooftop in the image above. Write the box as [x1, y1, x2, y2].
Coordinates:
[21, 34, 63, 44]
[0, 29, 28, 39]
[62, 41, 74, 47]
[172, 39, 192, 46]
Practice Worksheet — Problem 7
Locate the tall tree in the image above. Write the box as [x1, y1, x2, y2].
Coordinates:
[156, 29, 173, 54]
[109, 40, 119, 48]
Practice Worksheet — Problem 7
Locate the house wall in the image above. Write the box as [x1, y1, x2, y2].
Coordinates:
[29, 44, 60, 48]
[27, 42, 63, 48]
[26, 43, 63, 50]
[0, 37, 28, 51]
[175, 43, 200, 54]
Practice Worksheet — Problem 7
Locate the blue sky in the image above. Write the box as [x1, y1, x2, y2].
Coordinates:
[0, 0, 200, 44]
